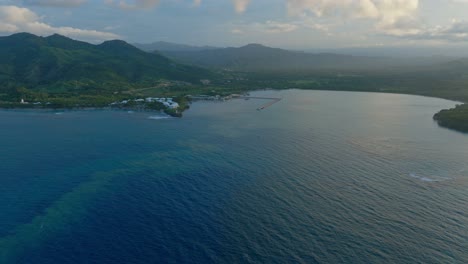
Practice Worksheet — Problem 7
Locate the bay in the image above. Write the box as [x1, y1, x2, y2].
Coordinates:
[1, 90, 467, 263]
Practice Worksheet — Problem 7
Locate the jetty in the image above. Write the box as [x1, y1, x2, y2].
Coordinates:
[188, 94, 282, 110]
[239, 96, 282, 111]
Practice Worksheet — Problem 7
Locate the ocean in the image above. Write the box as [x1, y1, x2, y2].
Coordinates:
[1, 90, 467, 263]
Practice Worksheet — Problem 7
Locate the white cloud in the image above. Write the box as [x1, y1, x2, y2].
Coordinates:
[22, 0, 87, 7]
[0, 5, 120, 42]
[287, 0, 351, 17]
[303, 21, 332, 35]
[286, 0, 419, 35]
[232, 0, 250, 13]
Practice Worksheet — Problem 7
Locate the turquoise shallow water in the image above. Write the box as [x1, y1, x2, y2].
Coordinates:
[0, 90, 467, 263]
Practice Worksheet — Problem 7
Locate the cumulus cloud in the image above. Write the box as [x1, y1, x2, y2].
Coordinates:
[22, 0, 87, 7]
[285, 0, 418, 19]
[287, 0, 351, 17]
[286, 0, 420, 35]
[0, 5, 120, 41]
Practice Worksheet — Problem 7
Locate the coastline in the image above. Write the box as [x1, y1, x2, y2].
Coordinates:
[1, 88, 467, 133]
[0, 97, 190, 118]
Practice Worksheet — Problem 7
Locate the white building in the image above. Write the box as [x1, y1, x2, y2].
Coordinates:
[163, 101, 179, 109]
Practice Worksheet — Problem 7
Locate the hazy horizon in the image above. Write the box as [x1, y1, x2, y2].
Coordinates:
[5, 31, 468, 58]
[1, 0, 468, 52]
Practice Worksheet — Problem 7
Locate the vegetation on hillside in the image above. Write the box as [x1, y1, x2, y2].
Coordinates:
[0, 33, 214, 104]
[1, 33, 467, 132]
[434, 104, 468, 133]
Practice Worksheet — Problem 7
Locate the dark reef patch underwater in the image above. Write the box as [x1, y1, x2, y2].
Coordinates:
[1, 90, 467, 263]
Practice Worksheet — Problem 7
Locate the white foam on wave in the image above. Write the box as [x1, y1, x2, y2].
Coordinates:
[409, 173, 450, 182]
[148, 115, 172, 120]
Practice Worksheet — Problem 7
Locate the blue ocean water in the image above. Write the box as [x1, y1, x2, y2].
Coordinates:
[1, 90, 467, 263]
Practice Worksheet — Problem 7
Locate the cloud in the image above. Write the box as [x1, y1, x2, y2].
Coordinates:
[104, 0, 203, 10]
[303, 21, 332, 35]
[397, 20, 468, 42]
[231, 20, 298, 35]
[0, 5, 120, 41]
[286, 0, 419, 34]
[232, 0, 250, 13]
[105, 0, 160, 10]
[261, 20, 298, 33]
[22, 0, 87, 7]
[231, 28, 244, 34]
[287, 0, 351, 17]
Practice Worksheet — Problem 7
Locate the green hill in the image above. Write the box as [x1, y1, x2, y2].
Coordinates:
[0, 33, 214, 98]
[434, 104, 468, 133]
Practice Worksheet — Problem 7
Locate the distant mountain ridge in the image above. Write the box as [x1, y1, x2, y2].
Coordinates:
[305, 46, 468, 58]
[158, 43, 449, 72]
[133, 41, 218, 52]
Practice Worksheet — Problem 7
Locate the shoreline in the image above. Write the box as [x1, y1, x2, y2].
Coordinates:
[1, 89, 467, 133]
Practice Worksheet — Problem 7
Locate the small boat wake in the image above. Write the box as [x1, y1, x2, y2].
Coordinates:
[409, 173, 450, 182]
[148, 115, 172, 120]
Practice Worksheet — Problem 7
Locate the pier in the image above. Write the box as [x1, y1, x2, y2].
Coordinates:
[189, 95, 282, 110]
[239, 96, 282, 110]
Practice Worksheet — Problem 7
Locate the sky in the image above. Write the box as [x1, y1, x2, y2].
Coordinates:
[1, 0, 468, 49]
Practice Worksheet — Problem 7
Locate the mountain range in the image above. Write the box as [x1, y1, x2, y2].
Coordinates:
[0, 33, 466, 131]
[1, 33, 467, 101]
[154, 43, 453, 72]
[0, 33, 213, 94]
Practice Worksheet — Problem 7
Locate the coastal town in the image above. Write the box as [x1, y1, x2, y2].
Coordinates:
[16, 92, 282, 115]
[111, 97, 180, 109]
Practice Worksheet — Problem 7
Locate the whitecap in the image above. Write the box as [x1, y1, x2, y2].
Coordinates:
[148, 116, 172, 120]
